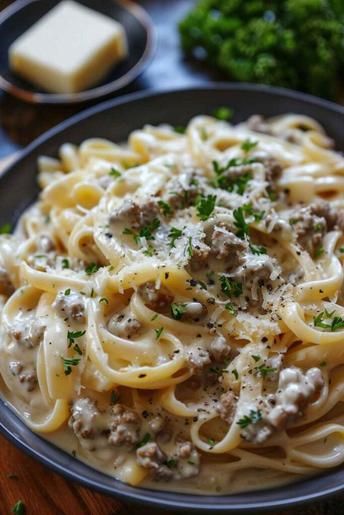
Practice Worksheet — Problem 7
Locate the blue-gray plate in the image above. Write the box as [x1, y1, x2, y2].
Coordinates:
[1, 85, 344, 512]
[0, 0, 155, 104]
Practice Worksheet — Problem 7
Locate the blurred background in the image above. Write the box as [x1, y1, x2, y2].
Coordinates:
[0, 0, 343, 158]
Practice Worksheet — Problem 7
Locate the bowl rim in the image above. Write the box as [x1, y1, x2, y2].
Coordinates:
[0, 0, 156, 104]
[1, 83, 344, 512]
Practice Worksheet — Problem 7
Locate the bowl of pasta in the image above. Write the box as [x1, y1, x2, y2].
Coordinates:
[0, 84, 344, 512]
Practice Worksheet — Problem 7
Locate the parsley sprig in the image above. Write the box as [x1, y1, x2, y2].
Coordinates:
[233, 203, 264, 239]
[237, 409, 262, 429]
[220, 276, 242, 298]
[123, 218, 160, 245]
[241, 139, 258, 153]
[62, 356, 81, 375]
[212, 159, 254, 194]
[313, 310, 344, 332]
[213, 106, 233, 121]
[168, 227, 183, 248]
[195, 194, 217, 221]
[171, 303, 187, 320]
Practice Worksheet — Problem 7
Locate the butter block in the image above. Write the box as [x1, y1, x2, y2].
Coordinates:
[9, 0, 128, 94]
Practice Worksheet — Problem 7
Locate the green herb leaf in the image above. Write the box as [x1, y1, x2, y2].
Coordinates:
[109, 167, 121, 178]
[231, 368, 239, 380]
[237, 409, 262, 429]
[174, 125, 186, 134]
[62, 258, 69, 269]
[225, 302, 237, 315]
[168, 227, 183, 248]
[166, 458, 177, 468]
[0, 222, 12, 234]
[136, 433, 151, 448]
[213, 106, 233, 121]
[255, 364, 277, 378]
[195, 194, 217, 221]
[252, 355, 261, 362]
[62, 356, 81, 375]
[155, 327, 164, 339]
[207, 438, 216, 447]
[64, 288, 71, 296]
[186, 236, 193, 257]
[158, 200, 173, 216]
[314, 245, 324, 258]
[12, 500, 25, 515]
[241, 139, 258, 153]
[220, 276, 242, 298]
[171, 303, 187, 320]
[67, 330, 86, 347]
[139, 218, 160, 241]
[99, 297, 109, 304]
[250, 244, 267, 255]
[85, 262, 100, 275]
[233, 207, 249, 239]
[313, 310, 344, 332]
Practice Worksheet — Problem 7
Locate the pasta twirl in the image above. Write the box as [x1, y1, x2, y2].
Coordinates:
[1, 113, 344, 495]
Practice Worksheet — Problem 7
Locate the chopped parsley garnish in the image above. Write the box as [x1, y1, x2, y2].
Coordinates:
[212, 159, 253, 194]
[143, 244, 155, 257]
[255, 364, 276, 378]
[85, 262, 100, 275]
[233, 207, 249, 239]
[231, 368, 239, 380]
[220, 276, 243, 298]
[233, 203, 264, 239]
[124, 219, 161, 245]
[139, 218, 161, 240]
[166, 458, 177, 468]
[109, 167, 121, 177]
[339, 247, 344, 253]
[195, 194, 217, 221]
[314, 245, 324, 258]
[99, 297, 109, 304]
[313, 310, 344, 332]
[252, 355, 261, 362]
[12, 500, 25, 515]
[241, 139, 258, 153]
[225, 302, 237, 315]
[207, 438, 216, 447]
[62, 258, 69, 269]
[213, 106, 233, 121]
[73, 343, 82, 356]
[186, 236, 193, 257]
[67, 330, 86, 347]
[0, 222, 12, 234]
[155, 327, 164, 339]
[158, 200, 172, 216]
[171, 303, 187, 320]
[64, 288, 71, 296]
[62, 356, 81, 375]
[250, 244, 267, 255]
[174, 125, 186, 134]
[151, 313, 159, 321]
[168, 227, 183, 248]
[136, 433, 151, 448]
[237, 409, 262, 429]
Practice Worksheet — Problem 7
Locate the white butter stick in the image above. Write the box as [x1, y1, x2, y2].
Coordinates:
[9, 0, 128, 94]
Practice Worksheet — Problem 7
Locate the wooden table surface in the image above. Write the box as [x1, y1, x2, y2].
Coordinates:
[1, 1, 344, 513]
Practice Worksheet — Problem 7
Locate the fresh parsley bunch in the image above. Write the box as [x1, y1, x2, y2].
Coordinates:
[179, 0, 344, 99]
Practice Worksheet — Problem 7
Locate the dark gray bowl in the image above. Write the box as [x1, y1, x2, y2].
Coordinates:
[0, 0, 155, 104]
[1, 85, 344, 512]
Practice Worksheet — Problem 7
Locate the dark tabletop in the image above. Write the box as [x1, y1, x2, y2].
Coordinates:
[1, 1, 344, 513]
